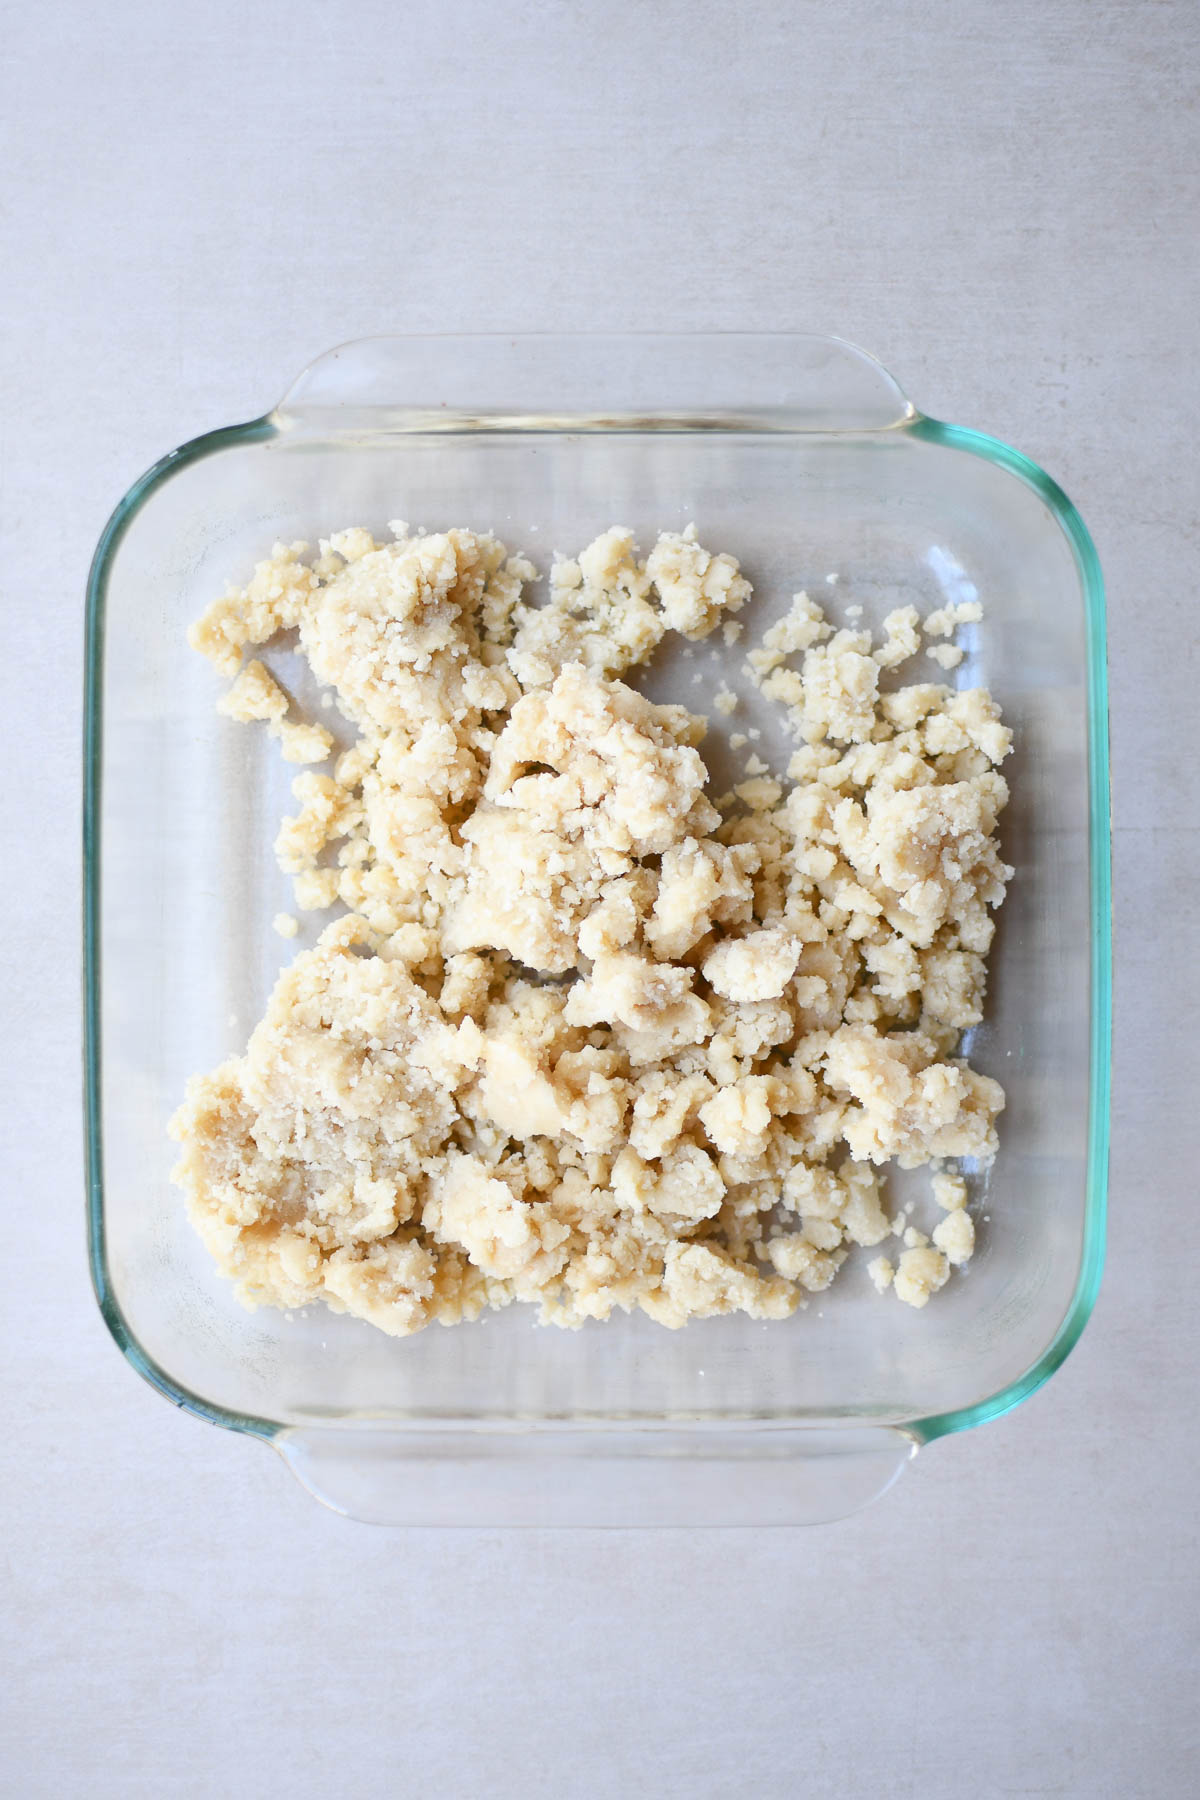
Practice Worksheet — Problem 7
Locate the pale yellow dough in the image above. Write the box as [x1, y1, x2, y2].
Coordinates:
[171, 526, 1010, 1333]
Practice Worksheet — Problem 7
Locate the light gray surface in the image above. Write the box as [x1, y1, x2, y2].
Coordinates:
[2, 1, 1197, 1794]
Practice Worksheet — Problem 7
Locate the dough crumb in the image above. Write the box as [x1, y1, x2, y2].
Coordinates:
[932, 1207, 975, 1266]
[272, 912, 299, 939]
[218, 660, 334, 764]
[932, 1170, 968, 1211]
[868, 1255, 895, 1293]
[924, 599, 982, 638]
[894, 1246, 951, 1308]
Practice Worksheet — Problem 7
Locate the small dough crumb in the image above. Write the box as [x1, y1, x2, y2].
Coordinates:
[932, 1170, 968, 1211]
[875, 607, 921, 671]
[924, 600, 982, 638]
[218, 660, 334, 764]
[894, 1245, 951, 1308]
[703, 930, 800, 1003]
[932, 1207, 975, 1266]
[272, 912, 299, 939]
[868, 1255, 894, 1293]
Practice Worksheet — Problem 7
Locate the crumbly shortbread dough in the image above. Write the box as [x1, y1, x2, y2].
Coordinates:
[172, 527, 1009, 1332]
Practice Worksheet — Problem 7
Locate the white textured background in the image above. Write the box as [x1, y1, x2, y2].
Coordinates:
[3, 2, 1198, 1795]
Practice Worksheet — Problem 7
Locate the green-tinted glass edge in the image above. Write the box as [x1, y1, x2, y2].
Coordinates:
[84, 410, 1110, 1451]
[906, 417, 1111, 1445]
[84, 417, 280, 1442]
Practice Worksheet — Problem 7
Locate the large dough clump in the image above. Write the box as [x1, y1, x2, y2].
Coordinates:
[172, 525, 1011, 1332]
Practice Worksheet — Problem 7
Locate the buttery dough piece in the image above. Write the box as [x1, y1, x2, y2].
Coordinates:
[868, 1255, 895, 1293]
[169, 922, 488, 1336]
[218, 660, 334, 764]
[507, 523, 748, 689]
[893, 1245, 951, 1309]
[175, 521, 1013, 1335]
[932, 1206, 976, 1266]
[932, 1169, 968, 1212]
[703, 929, 800, 1003]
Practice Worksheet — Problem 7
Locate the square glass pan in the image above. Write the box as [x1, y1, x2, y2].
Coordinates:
[85, 335, 1109, 1524]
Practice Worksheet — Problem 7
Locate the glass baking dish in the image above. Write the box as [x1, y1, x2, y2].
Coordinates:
[84, 334, 1110, 1524]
